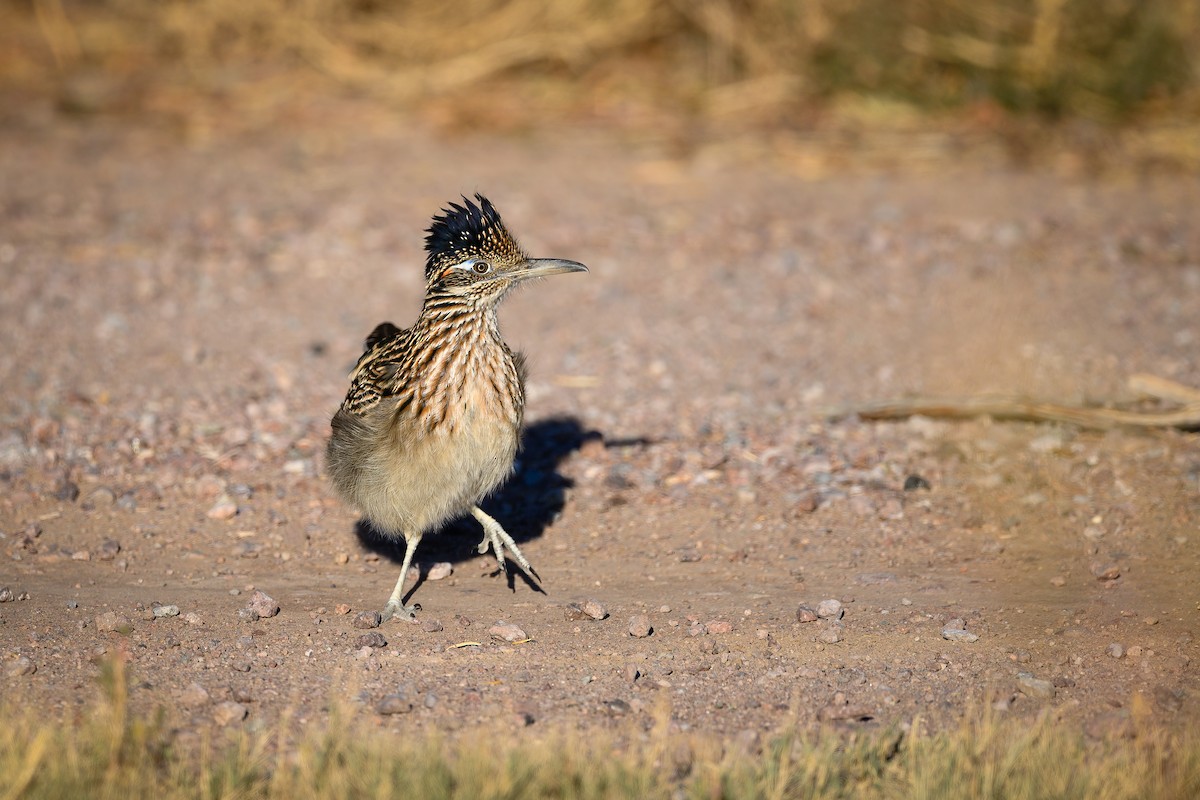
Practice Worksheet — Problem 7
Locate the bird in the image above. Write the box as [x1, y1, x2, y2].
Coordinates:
[326, 193, 587, 621]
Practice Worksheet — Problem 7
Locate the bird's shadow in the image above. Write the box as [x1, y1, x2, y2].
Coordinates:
[352, 416, 600, 596]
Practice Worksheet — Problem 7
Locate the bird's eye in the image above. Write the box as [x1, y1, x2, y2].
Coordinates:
[472, 260, 491, 274]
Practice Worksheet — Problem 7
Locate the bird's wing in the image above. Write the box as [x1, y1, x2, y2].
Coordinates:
[339, 322, 409, 415]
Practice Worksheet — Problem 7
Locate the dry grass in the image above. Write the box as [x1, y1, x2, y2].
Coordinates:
[1, 0, 1197, 128]
[2, 659, 1199, 800]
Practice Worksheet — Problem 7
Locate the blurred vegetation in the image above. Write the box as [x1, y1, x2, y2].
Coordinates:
[1, 1, 1198, 158]
[2, 658, 1199, 799]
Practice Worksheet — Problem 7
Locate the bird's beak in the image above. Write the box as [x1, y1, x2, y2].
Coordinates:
[514, 258, 589, 281]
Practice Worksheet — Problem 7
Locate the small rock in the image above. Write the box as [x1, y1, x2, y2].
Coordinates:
[582, 599, 608, 620]
[817, 703, 874, 722]
[489, 621, 528, 642]
[335, 603, 352, 615]
[604, 698, 632, 717]
[207, 494, 238, 520]
[376, 695, 413, 715]
[72, 550, 91, 561]
[1091, 563, 1121, 581]
[237, 608, 260, 623]
[356, 632, 387, 648]
[943, 617, 966, 631]
[353, 610, 382, 629]
[1106, 642, 1125, 659]
[245, 590, 279, 618]
[184, 612, 204, 625]
[816, 599, 843, 620]
[88, 487, 116, 507]
[180, 682, 211, 708]
[792, 490, 819, 514]
[426, 562, 453, 581]
[942, 628, 979, 643]
[1017, 673, 1055, 699]
[54, 479, 80, 502]
[628, 615, 653, 638]
[687, 621, 707, 637]
[7, 656, 35, 677]
[95, 611, 131, 633]
[818, 625, 842, 644]
[796, 605, 819, 623]
[420, 619, 443, 633]
[1049, 575, 1067, 587]
[97, 539, 121, 561]
[152, 604, 180, 619]
[624, 663, 641, 682]
[213, 701, 248, 726]
[0, 588, 14, 603]
[903, 474, 931, 491]
[334, 553, 350, 565]
[706, 620, 733, 634]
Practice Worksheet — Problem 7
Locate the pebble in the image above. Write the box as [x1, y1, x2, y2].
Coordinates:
[427, 562, 453, 581]
[0, 588, 14, 603]
[1090, 563, 1121, 581]
[184, 612, 204, 625]
[152, 604, 180, 618]
[353, 610, 382, 629]
[376, 695, 413, 715]
[95, 611, 131, 633]
[903, 474, 931, 491]
[207, 494, 239, 520]
[335, 603, 352, 615]
[1106, 642, 1125, 659]
[356, 632, 387, 648]
[941, 629, 979, 643]
[420, 619, 444, 633]
[97, 539, 121, 560]
[628, 615, 653, 638]
[1016, 673, 1055, 699]
[54, 479, 80, 502]
[706, 620, 733, 634]
[1049, 575, 1067, 587]
[604, 698, 632, 717]
[489, 621, 528, 642]
[7, 656, 35, 677]
[245, 590, 280, 618]
[796, 605, 819, 623]
[687, 621, 707, 637]
[818, 625, 843, 644]
[180, 682, 211, 708]
[213, 701, 248, 725]
[816, 599, 843, 620]
[581, 599, 608, 620]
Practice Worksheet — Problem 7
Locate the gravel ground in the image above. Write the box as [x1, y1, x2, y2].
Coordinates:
[1, 112, 1198, 744]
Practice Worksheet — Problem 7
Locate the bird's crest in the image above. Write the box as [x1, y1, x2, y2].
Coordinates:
[424, 193, 522, 280]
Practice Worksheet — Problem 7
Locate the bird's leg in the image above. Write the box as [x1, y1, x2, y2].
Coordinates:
[381, 532, 422, 622]
[471, 506, 539, 582]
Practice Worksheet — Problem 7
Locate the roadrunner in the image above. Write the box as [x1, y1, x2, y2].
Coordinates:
[327, 194, 587, 621]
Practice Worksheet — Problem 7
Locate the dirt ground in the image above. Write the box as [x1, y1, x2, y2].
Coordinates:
[1, 108, 1197, 747]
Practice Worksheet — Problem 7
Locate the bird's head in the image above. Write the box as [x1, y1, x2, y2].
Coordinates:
[424, 193, 587, 302]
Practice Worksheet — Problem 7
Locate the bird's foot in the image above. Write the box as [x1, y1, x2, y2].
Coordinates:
[380, 599, 420, 623]
[473, 511, 539, 583]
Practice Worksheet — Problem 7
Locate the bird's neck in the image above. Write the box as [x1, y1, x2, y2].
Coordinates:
[406, 292, 518, 431]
